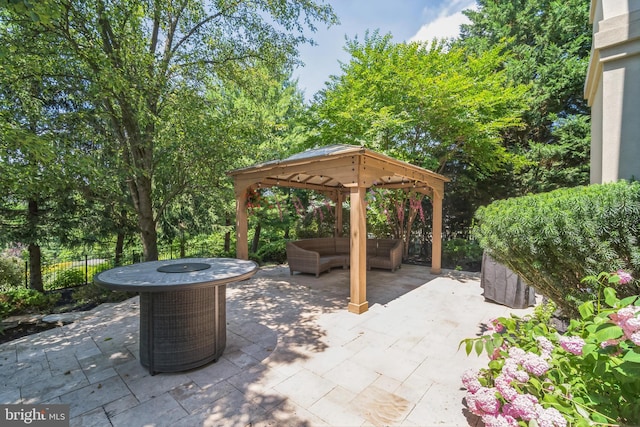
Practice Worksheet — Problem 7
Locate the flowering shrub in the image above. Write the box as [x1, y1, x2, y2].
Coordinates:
[460, 271, 640, 427]
[246, 187, 262, 213]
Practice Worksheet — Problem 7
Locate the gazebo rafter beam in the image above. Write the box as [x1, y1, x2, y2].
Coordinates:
[261, 177, 346, 193]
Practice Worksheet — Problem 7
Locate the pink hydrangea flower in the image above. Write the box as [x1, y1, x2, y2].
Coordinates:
[490, 346, 502, 360]
[535, 406, 567, 427]
[513, 369, 529, 383]
[508, 394, 539, 421]
[631, 331, 640, 346]
[495, 374, 518, 402]
[461, 369, 482, 393]
[559, 336, 586, 356]
[626, 317, 640, 330]
[611, 306, 640, 323]
[502, 358, 521, 380]
[616, 270, 633, 285]
[474, 387, 501, 415]
[481, 413, 519, 427]
[536, 336, 555, 358]
[508, 347, 526, 361]
[465, 392, 483, 416]
[610, 306, 640, 342]
[521, 353, 549, 376]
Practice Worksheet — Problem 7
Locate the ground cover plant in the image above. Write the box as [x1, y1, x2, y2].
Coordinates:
[461, 271, 640, 427]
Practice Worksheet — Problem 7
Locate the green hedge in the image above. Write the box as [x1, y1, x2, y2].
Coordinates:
[473, 180, 640, 317]
[256, 240, 287, 264]
[0, 256, 23, 289]
[442, 238, 483, 270]
[0, 288, 60, 319]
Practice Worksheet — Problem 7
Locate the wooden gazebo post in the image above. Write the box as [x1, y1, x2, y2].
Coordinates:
[348, 186, 368, 314]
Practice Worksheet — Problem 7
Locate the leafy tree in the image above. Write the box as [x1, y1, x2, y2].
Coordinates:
[217, 72, 310, 254]
[519, 114, 590, 193]
[3, 0, 337, 262]
[0, 16, 96, 290]
[309, 32, 528, 248]
[459, 0, 592, 192]
[312, 33, 527, 175]
[0, 0, 60, 23]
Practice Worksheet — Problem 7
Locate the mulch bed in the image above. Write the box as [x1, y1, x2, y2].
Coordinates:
[0, 322, 59, 344]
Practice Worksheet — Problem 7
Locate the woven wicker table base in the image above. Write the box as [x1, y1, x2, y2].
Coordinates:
[94, 258, 258, 375]
[139, 285, 226, 375]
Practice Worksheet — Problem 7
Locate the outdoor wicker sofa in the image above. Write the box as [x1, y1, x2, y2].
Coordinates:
[286, 237, 402, 277]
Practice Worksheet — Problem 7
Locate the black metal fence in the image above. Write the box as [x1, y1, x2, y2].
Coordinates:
[23, 244, 224, 290]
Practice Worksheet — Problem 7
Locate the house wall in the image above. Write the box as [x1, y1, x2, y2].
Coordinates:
[585, 0, 640, 183]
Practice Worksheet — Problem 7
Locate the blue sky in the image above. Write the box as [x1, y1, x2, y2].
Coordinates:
[293, 0, 478, 101]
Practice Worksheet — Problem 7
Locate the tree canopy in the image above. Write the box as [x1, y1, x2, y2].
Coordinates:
[308, 32, 529, 238]
[1, 0, 337, 263]
[459, 0, 592, 192]
[311, 32, 528, 175]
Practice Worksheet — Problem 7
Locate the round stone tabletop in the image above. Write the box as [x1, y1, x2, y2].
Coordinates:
[94, 257, 258, 292]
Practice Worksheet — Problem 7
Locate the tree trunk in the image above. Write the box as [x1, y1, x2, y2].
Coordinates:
[115, 209, 126, 266]
[224, 214, 231, 252]
[27, 200, 43, 291]
[138, 207, 158, 261]
[251, 223, 261, 254]
[28, 243, 43, 292]
[127, 162, 158, 261]
[403, 200, 421, 260]
[115, 232, 125, 266]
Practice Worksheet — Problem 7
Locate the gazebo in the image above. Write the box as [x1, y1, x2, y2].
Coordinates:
[227, 144, 450, 314]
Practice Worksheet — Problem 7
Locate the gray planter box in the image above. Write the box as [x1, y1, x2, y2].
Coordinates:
[481, 253, 536, 309]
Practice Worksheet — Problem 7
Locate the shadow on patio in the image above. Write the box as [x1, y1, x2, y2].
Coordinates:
[1, 263, 534, 426]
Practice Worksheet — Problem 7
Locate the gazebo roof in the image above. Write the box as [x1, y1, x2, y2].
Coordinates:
[227, 144, 450, 197]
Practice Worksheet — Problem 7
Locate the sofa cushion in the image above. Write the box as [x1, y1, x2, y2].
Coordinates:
[321, 254, 348, 269]
[376, 239, 399, 253]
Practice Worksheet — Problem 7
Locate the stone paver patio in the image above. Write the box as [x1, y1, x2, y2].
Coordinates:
[0, 264, 535, 426]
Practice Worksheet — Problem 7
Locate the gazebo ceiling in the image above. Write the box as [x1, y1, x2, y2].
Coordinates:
[227, 144, 450, 196]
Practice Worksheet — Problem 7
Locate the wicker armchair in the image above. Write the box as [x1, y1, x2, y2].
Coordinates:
[367, 239, 403, 272]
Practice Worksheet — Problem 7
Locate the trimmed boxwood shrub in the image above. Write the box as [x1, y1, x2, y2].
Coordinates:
[473, 180, 640, 317]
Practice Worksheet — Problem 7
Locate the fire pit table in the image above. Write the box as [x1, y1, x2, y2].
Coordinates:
[94, 257, 258, 375]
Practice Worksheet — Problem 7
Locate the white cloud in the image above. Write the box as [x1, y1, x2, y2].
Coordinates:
[409, 2, 477, 43]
